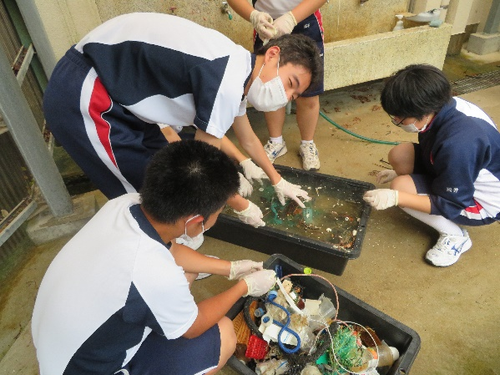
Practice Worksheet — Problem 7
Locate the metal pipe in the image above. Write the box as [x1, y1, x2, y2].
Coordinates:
[0, 43, 73, 217]
[3, 0, 48, 90]
[484, 0, 500, 35]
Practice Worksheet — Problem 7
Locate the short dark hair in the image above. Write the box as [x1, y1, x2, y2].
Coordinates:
[140, 140, 239, 223]
[257, 34, 323, 95]
[381, 64, 452, 120]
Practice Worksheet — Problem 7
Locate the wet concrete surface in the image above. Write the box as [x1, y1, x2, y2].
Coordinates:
[1, 52, 500, 375]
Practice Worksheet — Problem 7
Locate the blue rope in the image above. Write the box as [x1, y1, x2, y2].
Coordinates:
[266, 293, 301, 354]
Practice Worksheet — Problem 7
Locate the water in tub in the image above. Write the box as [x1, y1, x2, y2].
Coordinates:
[223, 168, 366, 252]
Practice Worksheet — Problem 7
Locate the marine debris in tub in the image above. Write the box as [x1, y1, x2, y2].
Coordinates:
[223, 168, 368, 253]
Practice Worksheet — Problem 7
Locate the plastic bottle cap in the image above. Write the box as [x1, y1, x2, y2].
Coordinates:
[267, 290, 278, 301]
[303, 267, 312, 274]
[254, 307, 265, 318]
[390, 346, 400, 361]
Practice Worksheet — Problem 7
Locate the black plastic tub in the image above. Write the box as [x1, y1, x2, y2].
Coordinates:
[226, 254, 421, 375]
[207, 165, 374, 275]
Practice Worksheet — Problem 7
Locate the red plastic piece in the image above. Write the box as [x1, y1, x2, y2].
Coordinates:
[245, 334, 268, 360]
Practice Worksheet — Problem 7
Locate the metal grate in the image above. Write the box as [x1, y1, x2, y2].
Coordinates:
[451, 69, 500, 95]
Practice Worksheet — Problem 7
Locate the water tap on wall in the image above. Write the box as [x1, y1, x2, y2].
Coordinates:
[221, 2, 233, 20]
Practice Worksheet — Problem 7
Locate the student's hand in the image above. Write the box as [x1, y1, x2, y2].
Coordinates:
[234, 201, 265, 228]
[273, 177, 311, 208]
[243, 269, 276, 297]
[240, 158, 268, 185]
[228, 260, 264, 280]
[238, 172, 253, 197]
[250, 10, 277, 40]
[377, 169, 398, 184]
[363, 189, 399, 210]
[272, 11, 297, 38]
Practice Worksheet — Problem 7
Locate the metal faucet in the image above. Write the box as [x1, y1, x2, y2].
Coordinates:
[221, 2, 233, 20]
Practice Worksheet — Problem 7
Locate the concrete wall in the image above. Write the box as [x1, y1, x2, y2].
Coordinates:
[19, 0, 410, 68]
[87, 0, 413, 47]
[469, 0, 500, 34]
[16, 0, 101, 76]
[446, 0, 475, 35]
[469, 0, 492, 31]
[19, 0, 452, 91]
[324, 23, 452, 90]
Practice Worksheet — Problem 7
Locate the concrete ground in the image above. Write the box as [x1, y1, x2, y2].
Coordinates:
[1, 52, 500, 375]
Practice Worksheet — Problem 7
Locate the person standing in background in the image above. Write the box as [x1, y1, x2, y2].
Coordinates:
[227, 0, 326, 171]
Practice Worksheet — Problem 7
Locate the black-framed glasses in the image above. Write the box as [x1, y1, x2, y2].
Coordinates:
[389, 115, 406, 126]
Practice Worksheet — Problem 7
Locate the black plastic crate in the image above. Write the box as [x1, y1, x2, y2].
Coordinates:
[226, 254, 421, 375]
[207, 165, 374, 275]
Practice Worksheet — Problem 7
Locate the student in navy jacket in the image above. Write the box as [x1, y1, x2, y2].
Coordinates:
[364, 64, 500, 267]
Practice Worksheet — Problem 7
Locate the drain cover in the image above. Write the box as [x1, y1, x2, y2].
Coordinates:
[451, 69, 500, 95]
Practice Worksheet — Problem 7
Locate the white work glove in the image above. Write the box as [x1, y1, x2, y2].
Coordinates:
[234, 201, 265, 228]
[273, 177, 311, 208]
[250, 10, 277, 40]
[238, 172, 253, 197]
[272, 11, 297, 38]
[363, 189, 399, 210]
[377, 169, 398, 184]
[243, 269, 277, 297]
[240, 158, 268, 185]
[228, 260, 264, 280]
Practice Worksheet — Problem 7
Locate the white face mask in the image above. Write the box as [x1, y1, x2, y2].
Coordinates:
[177, 215, 206, 243]
[399, 117, 430, 133]
[246, 59, 288, 112]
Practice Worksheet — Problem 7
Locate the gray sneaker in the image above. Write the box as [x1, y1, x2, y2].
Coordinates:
[425, 229, 472, 267]
[264, 140, 287, 163]
[299, 142, 320, 171]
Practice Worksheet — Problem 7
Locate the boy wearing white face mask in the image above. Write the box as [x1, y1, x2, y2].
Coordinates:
[363, 64, 500, 267]
[32, 140, 277, 375]
[43, 13, 323, 229]
[227, 0, 326, 171]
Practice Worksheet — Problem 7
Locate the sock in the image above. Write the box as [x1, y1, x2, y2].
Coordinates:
[270, 136, 283, 144]
[301, 140, 314, 144]
[400, 207, 464, 236]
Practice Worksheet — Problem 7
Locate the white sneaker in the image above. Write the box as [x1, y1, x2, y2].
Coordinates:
[195, 272, 212, 280]
[264, 140, 287, 163]
[299, 142, 320, 171]
[196, 255, 219, 280]
[425, 229, 472, 267]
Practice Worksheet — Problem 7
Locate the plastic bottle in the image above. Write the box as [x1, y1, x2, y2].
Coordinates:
[393, 15, 404, 31]
[350, 343, 400, 372]
[350, 347, 378, 373]
[318, 294, 336, 320]
[372, 342, 400, 367]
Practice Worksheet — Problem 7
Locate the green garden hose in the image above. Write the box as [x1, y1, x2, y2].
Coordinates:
[319, 111, 399, 146]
